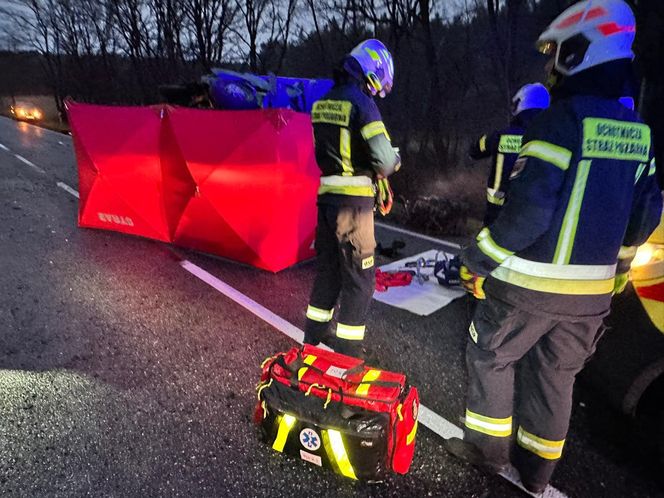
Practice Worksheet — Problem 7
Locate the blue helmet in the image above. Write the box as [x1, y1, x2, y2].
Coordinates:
[343, 39, 394, 98]
[511, 83, 550, 116]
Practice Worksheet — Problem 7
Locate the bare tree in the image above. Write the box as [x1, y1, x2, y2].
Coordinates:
[236, 0, 269, 72]
[183, 0, 239, 70]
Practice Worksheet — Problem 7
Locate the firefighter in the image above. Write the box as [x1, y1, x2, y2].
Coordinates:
[445, 0, 663, 493]
[469, 83, 550, 226]
[303, 39, 401, 358]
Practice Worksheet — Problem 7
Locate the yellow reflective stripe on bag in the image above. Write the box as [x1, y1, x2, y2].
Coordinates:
[298, 354, 318, 381]
[356, 369, 381, 396]
[517, 426, 565, 460]
[406, 421, 418, 445]
[326, 429, 357, 479]
[465, 409, 512, 437]
[272, 414, 297, 452]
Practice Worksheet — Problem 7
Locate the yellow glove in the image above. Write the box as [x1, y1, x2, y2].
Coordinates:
[460, 265, 486, 300]
[613, 272, 629, 295]
[376, 177, 394, 216]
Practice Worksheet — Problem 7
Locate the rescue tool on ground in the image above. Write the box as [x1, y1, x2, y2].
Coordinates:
[303, 39, 401, 359]
[255, 345, 419, 480]
[447, 0, 662, 494]
[469, 83, 550, 226]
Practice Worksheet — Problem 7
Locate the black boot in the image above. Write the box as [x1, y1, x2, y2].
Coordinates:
[303, 321, 331, 346]
[332, 338, 364, 359]
[443, 437, 508, 475]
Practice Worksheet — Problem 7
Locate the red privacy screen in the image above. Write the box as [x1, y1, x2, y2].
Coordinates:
[68, 102, 319, 272]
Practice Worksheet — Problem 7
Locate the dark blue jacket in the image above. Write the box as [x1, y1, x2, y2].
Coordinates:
[463, 67, 662, 317]
[311, 81, 400, 207]
[469, 109, 542, 224]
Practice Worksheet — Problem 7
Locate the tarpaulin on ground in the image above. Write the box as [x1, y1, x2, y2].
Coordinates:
[68, 102, 319, 272]
[373, 250, 466, 316]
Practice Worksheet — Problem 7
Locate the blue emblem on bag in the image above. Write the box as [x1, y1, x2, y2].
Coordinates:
[299, 428, 321, 451]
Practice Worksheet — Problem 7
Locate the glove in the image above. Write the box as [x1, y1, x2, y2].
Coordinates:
[459, 265, 486, 300]
[376, 177, 394, 216]
[613, 272, 629, 295]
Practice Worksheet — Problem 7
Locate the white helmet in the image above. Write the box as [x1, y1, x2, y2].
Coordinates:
[537, 0, 636, 77]
[511, 83, 550, 115]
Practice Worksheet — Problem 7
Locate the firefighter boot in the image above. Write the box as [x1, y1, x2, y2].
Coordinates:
[332, 338, 364, 359]
[303, 320, 332, 347]
[443, 437, 508, 475]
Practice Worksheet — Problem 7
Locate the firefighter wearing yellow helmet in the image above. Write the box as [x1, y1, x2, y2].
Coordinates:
[446, 1, 662, 493]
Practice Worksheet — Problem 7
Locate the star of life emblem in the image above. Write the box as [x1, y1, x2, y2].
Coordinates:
[299, 428, 321, 451]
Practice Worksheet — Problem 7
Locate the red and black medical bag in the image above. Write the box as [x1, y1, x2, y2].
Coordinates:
[255, 345, 419, 480]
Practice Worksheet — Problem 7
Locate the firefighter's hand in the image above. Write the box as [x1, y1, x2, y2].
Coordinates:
[613, 272, 629, 295]
[460, 265, 486, 300]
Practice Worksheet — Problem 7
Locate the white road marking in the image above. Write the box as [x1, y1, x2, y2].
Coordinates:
[376, 221, 462, 250]
[177, 259, 567, 498]
[57, 182, 80, 199]
[14, 154, 45, 174]
[52, 177, 566, 497]
[180, 260, 330, 351]
[0, 143, 9, 151]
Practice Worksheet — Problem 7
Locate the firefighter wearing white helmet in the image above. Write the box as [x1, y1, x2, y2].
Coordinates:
[303, 39, 401, 358]
[469, 83, 550, 225]
[447, 1, 662, 493]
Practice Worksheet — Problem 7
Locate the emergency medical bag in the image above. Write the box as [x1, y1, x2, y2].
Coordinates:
[255, 345, 419, 480]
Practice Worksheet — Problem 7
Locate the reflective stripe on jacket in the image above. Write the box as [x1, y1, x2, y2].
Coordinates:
[463, 95, 662, 314]
[311, 82, 400, 206]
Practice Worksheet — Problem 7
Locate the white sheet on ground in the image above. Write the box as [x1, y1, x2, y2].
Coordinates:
[372, 249, 466, 316]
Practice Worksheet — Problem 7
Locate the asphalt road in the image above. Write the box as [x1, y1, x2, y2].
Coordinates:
[0, 115, 662, 498]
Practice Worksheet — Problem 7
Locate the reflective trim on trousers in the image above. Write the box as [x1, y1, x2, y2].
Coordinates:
[517, 426, 565, 460]
[336, 323, 365, 341]
[306, 305, 334, 323]
[465, 409, 512, 437]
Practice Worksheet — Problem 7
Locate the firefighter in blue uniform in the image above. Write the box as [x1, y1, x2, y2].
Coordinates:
[445, 0, 663, 493]
[303, 39, 401, 357]
[469, 83, 550, 225]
